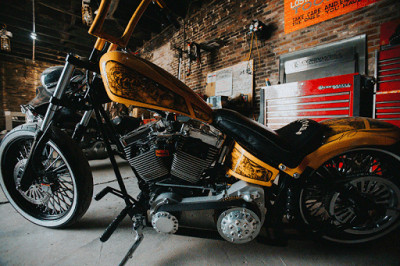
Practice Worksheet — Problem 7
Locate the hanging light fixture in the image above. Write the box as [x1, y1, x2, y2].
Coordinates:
[82, 0, 93, 26]
[32, 0, 36, 61]
[0, 24, 13, 52]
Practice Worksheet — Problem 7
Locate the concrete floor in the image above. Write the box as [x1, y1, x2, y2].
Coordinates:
[1, 158, 400, 266]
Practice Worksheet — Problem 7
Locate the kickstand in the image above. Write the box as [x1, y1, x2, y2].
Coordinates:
[119, 215, 145, 266]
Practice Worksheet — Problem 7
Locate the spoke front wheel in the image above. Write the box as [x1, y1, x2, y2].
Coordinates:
[0, 124, 93, 228]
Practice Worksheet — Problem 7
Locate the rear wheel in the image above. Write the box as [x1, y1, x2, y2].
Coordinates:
[0, 124, 93, 228]
[298, 148, 400, 244]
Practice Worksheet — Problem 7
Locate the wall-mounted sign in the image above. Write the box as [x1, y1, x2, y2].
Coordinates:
[279, 35, 366, 83]
[284, 47, 354, 74]
[206, 60, 253, 101]
[215, 70, 233, 96]
[284, 0, 379, 34]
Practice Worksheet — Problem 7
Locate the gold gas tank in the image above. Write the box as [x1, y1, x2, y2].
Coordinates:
[100, 51, 212, 123]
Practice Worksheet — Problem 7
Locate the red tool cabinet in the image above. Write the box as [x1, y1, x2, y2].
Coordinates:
[261, 73, 372, 129]
[374, 45, 400, 127]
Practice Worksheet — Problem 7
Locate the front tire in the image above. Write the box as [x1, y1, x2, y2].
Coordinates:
[298, 148, 400, 244]
[0, 124, 93, 228]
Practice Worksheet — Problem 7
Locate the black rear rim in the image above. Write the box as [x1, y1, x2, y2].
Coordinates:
[299, 149, 400, 243]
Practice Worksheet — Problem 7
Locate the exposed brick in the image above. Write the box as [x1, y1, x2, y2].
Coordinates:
[321, 34, 338, 43]
[3, 0, 399, 127]
[0, 55, 52, 130]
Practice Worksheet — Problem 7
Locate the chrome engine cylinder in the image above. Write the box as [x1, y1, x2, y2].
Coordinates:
[128, 148, 169, 181]
[170, 139, 218, 183]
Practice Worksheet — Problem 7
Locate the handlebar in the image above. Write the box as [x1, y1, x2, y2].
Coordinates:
[89, 0, 152, 48]
[89, 0, 179, 50]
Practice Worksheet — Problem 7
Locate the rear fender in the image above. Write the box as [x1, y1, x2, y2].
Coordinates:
[281, 117, 400, 177]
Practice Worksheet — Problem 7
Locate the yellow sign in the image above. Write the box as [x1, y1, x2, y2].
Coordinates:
[284, 0, 379, 34]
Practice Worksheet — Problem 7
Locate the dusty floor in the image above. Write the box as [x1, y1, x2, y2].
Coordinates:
[1, 158, 400, 266]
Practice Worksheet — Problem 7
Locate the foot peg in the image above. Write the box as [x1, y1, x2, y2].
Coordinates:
[95, 186, 125, 201]
[95, 187, 113, 201]
[119, 215, 145, 266]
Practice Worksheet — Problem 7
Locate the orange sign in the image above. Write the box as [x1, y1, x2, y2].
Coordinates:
[284, 0, 379, 34]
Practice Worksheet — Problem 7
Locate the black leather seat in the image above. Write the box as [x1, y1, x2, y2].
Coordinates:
[212, 109, 326, 168]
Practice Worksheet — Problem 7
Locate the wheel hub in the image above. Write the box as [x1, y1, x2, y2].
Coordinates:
[13, 159, 50, 205]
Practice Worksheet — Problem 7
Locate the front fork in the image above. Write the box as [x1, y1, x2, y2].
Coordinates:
[40, 60, 75, 131]
[72, 109, 94, 141]
[19, 56, 76, 191]
[19, 53, 145, 263]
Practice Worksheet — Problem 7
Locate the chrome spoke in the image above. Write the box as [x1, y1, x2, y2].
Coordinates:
[42, 146, 51, 167]
[50, 163, 68, 174]
[9, 137, 75, 219]
[45, 154, 61, 171]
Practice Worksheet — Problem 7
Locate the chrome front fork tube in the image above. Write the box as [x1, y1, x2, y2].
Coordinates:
[80, 109, 94, 127]
[19, 58, 76, 191]
[40, 60, 75, 131]
[71, 109, 94, 141]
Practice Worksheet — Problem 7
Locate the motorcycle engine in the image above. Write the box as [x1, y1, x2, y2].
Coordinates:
[120, 118, 222, 184]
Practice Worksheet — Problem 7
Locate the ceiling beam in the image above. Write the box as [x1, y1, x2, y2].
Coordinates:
[38, 1, 163, 30]
[1, 50, 64, 65]
[37, 1, 80, 18]
[11, 43, 66, 61]
[0, 8, 156, 48]
[9, 35, 90, 56]
[39, 0, 163, 23]
[2, 22, 94, 50]
[0, 52, 64, 65]
[12, 39, 69, 55]
[0, 13, 91, 41]
[11, 39, 68, 58]
[0, 1, 89, 33]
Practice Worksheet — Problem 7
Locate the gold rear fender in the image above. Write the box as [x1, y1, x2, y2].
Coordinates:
[285, 117, 400, 175]
[225, 117, 400, 186]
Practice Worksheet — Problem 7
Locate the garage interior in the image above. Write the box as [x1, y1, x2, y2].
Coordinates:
[1, 0, 400, 265]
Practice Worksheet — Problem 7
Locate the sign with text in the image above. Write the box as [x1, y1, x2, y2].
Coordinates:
[284, 47, 354, 74]
[206, 60, 253, 101]
[284, 0, 379, 34]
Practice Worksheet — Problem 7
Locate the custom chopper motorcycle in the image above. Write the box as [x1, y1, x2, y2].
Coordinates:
[1, 0, 400, 264]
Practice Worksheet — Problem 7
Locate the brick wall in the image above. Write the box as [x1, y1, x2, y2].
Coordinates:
[0, 54, 52, 131]
[138, 0, 400, 113]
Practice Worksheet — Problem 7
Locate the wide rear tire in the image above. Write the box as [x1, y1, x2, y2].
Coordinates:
[0, 124, 93, 228]
[298, 148, 400, 244]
